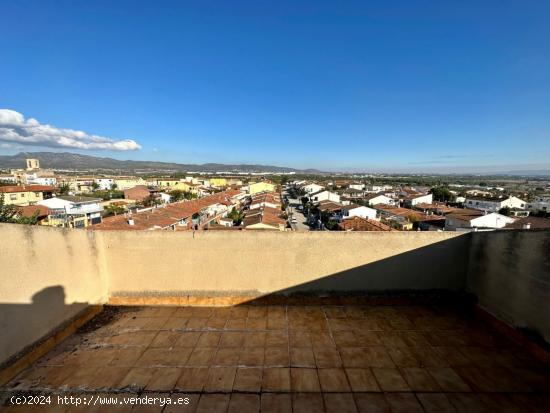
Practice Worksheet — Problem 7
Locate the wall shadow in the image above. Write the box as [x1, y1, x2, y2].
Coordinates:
[234, 234, 472, 305]
[0, 286, 88, 368]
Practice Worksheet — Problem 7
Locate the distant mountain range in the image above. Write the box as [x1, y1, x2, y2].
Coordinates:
[0, 152, 321, 174]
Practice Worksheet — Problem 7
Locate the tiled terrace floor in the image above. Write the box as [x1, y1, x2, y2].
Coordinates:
[2, 304, 550, 412]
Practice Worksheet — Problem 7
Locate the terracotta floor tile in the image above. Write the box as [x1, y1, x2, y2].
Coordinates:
[412, 347, 449, 368]
[175, 367, 209, 391]
[264, 347, 289, 366]
[196, 332, 222, 347]
[310, 332, 336, 348]
[318, 368, 350, 392]
[186, 318, 209, 330]
[108, 331, 158, 346]
[340, 347, 367, 368]
[354, 393, 391, 413]
[354, 330, 382, 346]
[400, 331, 431, 347]
[187, 347, 217, 366]
[324, 393, 358, 413]
[63, 365, 101, 389]
[265, 331, 288, 347]
[345, 368, 380, 391]
[195, 394, 230, 413]
[233, 367, 262, 392]
[289, 332, 312, 348]
[246, 317, 267, 330]
[118, 367, 155, 389]
[333, 331, 358, 347]
[164, 348, 193, 366]
[379, 332, 408, 347]
[385, 393, 424, 413]
[225, 318, 246, 330]
[238, 347, 265, 366]
[292, 393, 324, 413]
[175, 332, 201, 347]
[388, 347, 422, 367]
[417, 393, 457, 413]
[290, 368, 321, 392]
[135, 348, 172, 367]
[371, 368, 410, 391]
[433, 346, 471, 367]
[149, 331, 182, 347]
[313, 347, 342, 368]
[428, 367, 471, 392]
[88, 366, 131, 389]
[446, 393, 488, 413]
[364, 347, 395, 368]
[213, 348, 240, 366]
[206, 318, 228, 330]
[204, 367, 236, 392]
[243, 332, 266, 347]
[262, 368, 291, 391]
[290, 347, 315, 367]
[146, 367, 181, 390]
[261, 393, 292, 413]
[220, 332, 245, 347]
[227, 394, 260, 413]
[400, 367, 440, 391]
[478, 394, 525, 413]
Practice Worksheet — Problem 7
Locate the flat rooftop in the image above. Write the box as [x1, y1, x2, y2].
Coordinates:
[2, 303, 549, 412]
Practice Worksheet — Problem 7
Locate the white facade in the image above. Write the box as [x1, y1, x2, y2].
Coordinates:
[445, 212, 515, 231]
[95, 178, 115, 190]
[349, 183, 365, 191]
[302, 183, 325, 194]
[344, 205, 377, 220]
[367, 195, 395, 206]
[309, 190, 340, 204]
[465, 196, 527, 212]
[407, 193, 433, 206]
[26, 176, 57, 186]
[527, 195, 550, 212]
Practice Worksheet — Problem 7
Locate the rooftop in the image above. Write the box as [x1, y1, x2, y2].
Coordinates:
[0, 226, 549, 412]
[2, 302, 549, 412]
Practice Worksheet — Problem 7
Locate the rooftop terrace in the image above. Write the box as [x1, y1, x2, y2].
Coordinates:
[1, 224, 549, 412]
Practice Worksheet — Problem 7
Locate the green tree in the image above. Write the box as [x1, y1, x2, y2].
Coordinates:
[91, 181, 100, 191]
[0, 194, 17, 223]
[59, 183, 71, 195]
[104, 204, 125, 217]
[430, 186, 455, 202]
[170, 190, 185, 202]
[227, 207, 244, 225]
[110, 183, 118, 191]
[498, 206, 511, 216]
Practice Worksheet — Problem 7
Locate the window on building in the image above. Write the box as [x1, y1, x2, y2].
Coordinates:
[10, 194, 17, 200]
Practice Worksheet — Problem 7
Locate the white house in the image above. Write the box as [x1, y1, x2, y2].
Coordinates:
[309, 190, 340, 204]
[527, 195, 550, 213]
[302, 183, 325, 194]
[94, 178, 115, 190]
[445, 212, 515, 231]
[404, 193, 433, 207]
[365, 194, 395, 206]
[341, 205, 377, 220]
[38, 195, 103, 227]
[349, 183, 365, 191]
[464, 196, 527, 212]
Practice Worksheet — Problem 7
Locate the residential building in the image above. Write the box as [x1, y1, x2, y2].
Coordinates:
[527, 195, 550, 213]
[504, 216, 550, 230]
[364, 193, 395, 206]
[209, 178, 228, 187]
[464, 195, 527, 212]
[124, 185, 151, 202]
[338, 216, 393, 231]
[15, 205, 52, 225]
[403, 192, 433, 207]
[38, 196, 103, 228]
[348, 183, 365, 191]
[0, 185, 55, 206]
[242, 206, 286, 231]
[341, 204, 377, 220]
[308, 190, 340, 204]
[248, 181, 276, 195]
[445, 211, 515, 231]
[113, 177, 146, 190]
[302, 183, 325, 194]
[94, 178, 115, 190]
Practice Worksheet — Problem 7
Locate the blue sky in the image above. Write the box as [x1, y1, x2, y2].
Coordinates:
[1, 0, 549, 172]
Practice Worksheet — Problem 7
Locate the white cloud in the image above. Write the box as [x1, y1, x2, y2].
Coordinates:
[0, 109, 141, 151]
